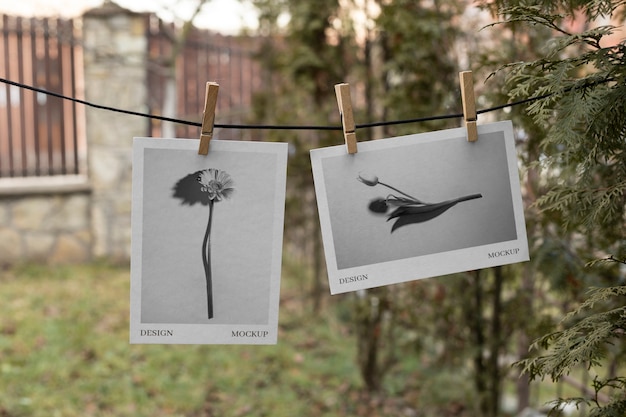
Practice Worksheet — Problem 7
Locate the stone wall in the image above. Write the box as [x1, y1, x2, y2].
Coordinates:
[0, 4, 148, 265]
[0, 189, 92, 266]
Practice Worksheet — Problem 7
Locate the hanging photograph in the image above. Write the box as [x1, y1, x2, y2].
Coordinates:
[310, 121, 529, 295]
[130, 138, 288, 344]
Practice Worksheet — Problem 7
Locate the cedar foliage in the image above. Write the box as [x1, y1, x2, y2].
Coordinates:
[495, 2, 626, 244]
[491, 1, 626, 415]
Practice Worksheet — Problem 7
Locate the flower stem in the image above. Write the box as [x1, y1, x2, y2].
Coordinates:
[378, 181, 429, 204]
[202, 200, 215, 319]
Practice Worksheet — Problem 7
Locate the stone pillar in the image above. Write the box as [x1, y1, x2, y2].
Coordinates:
[83, 3, 148, 261]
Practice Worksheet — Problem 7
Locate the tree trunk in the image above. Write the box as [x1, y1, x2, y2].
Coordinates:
[517, 136, 539, 412]
[489, 266, 504, 417]
[516, 261, 535, 412]
[469, 270, 489, 416]
[355, 288, 393, 393]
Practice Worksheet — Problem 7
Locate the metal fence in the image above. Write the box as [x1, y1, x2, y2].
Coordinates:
[0, 15, 86, 179]
[0, 13, 265, 179]
[146, 16, 265, 140]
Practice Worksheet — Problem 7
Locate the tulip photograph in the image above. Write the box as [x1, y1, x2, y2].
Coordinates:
[310, 121, 529, 294]
[356, 172, 483, 233]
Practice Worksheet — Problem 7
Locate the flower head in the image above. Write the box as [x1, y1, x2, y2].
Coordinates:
[197, 168, 234, 202]
[368, 198, 389, 214]
[357, 172, 379, 186]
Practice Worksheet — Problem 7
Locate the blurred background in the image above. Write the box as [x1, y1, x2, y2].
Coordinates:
[0, 1, 624, 416]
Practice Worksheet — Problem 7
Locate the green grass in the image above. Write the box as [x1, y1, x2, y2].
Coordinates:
[0, 262, 368, 417]
[1, 261, 606, 417]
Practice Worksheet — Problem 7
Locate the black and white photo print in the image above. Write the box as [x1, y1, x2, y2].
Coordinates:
[310, 121, 529, 294]
[130, 138, 287, 344]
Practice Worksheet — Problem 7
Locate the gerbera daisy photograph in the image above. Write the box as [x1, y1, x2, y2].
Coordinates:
[130, 138, 287, 344]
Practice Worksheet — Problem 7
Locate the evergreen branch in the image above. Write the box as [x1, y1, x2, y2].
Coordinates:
[566, 286, 626, 317]
[535, 181, 626, 233]
[489, 6, 571, 35]
[545, 376, 626, 417]
[518, 286, 626, 382]
[494, 3, 626, 417]
[586, 255, 626, 267]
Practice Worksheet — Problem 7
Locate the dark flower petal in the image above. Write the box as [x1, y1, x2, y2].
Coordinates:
[172, 171, 212, 206]
[390, 204, 456, 232]
[368, 198, 389, 214]
[386, 196, 421, 206]
[387, 202, 448, 220]
[388, 193, 482, 232]
[387, 194, 482, 220]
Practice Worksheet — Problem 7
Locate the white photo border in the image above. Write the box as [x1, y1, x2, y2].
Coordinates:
[130, 138, 287, 344]
[311, 121, 529, 295]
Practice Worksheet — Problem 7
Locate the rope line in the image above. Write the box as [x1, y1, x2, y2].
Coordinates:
[0, 76, 552, 131]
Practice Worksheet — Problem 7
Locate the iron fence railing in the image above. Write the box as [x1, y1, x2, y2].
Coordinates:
[0, 14, 86, 179]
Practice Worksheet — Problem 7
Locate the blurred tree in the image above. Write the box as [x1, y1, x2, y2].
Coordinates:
[351, 0, 471, 396]
[476, 2, 560, 412]
[373, 0, 464, 136]
[486, 1, 626, 415]
[367, 2, 548, 413]
[248, 2, 547, 411]
[250, 0, 356, 312]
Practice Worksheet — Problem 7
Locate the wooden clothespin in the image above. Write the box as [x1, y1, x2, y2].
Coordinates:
[459, 71, 478, 142]
[198, 81, 220, 155]
[334, 83, 357, 154]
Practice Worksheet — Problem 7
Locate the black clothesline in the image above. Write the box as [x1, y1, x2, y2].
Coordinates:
[0, 76, 554, 131]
